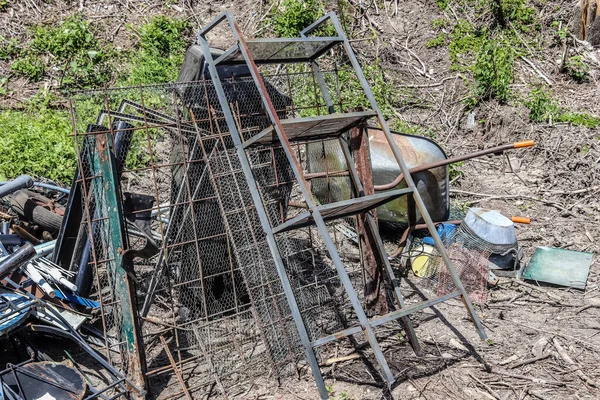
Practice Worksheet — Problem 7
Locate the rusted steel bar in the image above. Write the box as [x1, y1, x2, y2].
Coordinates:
[374, 140, 535, 191]
[350, 126, 387, 316]
[160, 336, 192, 400]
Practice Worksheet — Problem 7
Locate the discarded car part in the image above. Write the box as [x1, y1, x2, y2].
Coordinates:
[7, 190, 64, 234]
[0, 175, 33, 199]
[0, 243, 36, 279]
[0, 292, 35, 336]
[0, 361, 86, 400]
[32, 181, 70, 195]
[0, 235, 24, 247]
[3, 270, 142, 399]
[373, 140, 535, 191]
[522, 247, 593, 290]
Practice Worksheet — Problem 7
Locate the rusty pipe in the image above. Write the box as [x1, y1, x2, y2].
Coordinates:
[374, 140, 535, 191]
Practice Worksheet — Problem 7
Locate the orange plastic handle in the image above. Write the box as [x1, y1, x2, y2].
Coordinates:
[514, 140, 535, 148]
[512, 216, 531, 224]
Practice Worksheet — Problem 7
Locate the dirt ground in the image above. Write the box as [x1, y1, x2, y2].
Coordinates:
[2, 0, 599, 399]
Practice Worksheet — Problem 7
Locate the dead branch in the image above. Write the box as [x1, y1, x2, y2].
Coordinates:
[508, 353, 551, 369]
[552, 338, 597, 387]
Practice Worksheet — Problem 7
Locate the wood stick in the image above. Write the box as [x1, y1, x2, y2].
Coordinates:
[552, 338, 597, 387]
[520, 56, 553, 85]
[322, 353, 360, 366]
[492, 370, 567, 386]
[469, 373, 503, 400]
[160, 336, 193, 400]
[508, 353, 551, 369]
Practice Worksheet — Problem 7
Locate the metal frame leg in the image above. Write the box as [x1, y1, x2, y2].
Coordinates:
[197, 31, 329, 400]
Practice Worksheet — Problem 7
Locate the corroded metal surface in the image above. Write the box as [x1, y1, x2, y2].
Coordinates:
[309, 128, 449, 226]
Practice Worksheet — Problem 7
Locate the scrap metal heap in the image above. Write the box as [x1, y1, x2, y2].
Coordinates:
[62, 11, 488, 399]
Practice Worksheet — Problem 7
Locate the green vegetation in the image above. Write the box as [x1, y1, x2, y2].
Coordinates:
[270, 0, 327, 37]
[449, 161, 465, 181]
[473, 37, 514, 103]
[426, 33, 446, 48]
[3, 14, 191, 88]
[431, 18, 450, 29]
[437, 0, 541, 107]
[122, 16, 191, 85]
[4, 16, 114, 87]
[524, 87, 559, 122]
[10, 55, 45, 81]
[0, 14, 192, 181]
[525, 88, 600, 128]
[565, 55, 589, 83]
[22, 16, 113, 87]
[448, 21, 487, 72]
[0, 103, 76, 183]
[0, 37, 19, 60]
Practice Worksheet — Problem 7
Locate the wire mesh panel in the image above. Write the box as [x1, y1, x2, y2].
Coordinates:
[69, 71, 372, 398]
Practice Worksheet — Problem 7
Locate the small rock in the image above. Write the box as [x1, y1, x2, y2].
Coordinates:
[532, 336, 549, 357]
[449, 337, 469, 352]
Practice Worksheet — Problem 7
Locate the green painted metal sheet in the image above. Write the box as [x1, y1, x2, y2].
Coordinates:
[92, 133, 147, 394]
[522, 247, 593, 290]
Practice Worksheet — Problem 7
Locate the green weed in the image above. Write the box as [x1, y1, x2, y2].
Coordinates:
[448, 21, 487, 72]
[431, 18, 450, 29]
[525, 87, 558, 122]
[449, 161, 465, 181]
[270, 0, 328, 37]
[0, 37, 20, 60]
[525, 88, 600, 127]
[11, 55, 45, 81]
[557, 111, 600, 128]
[565, 55, 589, 83]
[123, 16, 191, 85]
[0, 105, 75, 183]
[502, 0, 536, 28]
[0, 76, 7, 96]
[473, 37, 514, 103]
[9, 15, 115, 87]
[426, 33, 446, 48]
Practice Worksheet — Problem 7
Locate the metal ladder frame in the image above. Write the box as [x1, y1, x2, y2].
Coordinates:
[198, 11, 487, 399]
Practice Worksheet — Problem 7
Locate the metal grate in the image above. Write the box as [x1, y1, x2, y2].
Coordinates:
[68, 69, 371, 397]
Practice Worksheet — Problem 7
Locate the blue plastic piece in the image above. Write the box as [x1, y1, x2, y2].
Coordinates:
[53, 290, 100, 309]
[423, 223, 457, 245]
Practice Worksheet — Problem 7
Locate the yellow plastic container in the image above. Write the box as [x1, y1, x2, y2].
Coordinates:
[410, 244, 438, 278]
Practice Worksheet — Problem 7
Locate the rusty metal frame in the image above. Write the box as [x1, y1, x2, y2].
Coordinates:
[197, 10, 487, 399]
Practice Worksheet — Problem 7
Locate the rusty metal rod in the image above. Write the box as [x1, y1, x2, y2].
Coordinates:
[374, 140, 535, 191]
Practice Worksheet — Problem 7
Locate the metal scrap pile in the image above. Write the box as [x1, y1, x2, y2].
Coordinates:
[0, 11, 594, 400]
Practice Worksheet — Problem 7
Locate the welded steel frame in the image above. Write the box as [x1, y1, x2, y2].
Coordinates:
[198, 11, 487, 399]
[198, 15, 329, 400]
[301, 11, 487, 341]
